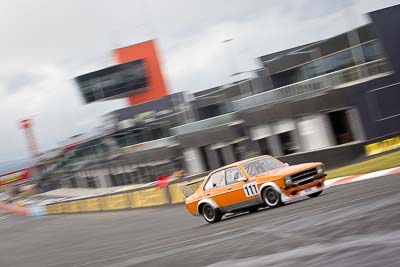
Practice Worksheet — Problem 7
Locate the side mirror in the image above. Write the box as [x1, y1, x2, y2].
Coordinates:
[238, 177, 248, 182]
[284, 163, 290, 167]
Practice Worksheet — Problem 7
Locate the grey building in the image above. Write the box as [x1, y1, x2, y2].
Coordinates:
[38, 92, 190, 191]
[174, 4, 399, 176]
[38, 5, 400, 190]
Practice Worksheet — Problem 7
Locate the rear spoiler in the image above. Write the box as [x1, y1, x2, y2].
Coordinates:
[178, 178, 204, 198]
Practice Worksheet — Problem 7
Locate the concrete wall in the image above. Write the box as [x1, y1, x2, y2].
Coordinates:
[183, 148, 206, 175]
[221, 145, 236, 164]
[296, 113, 335, 151]
[205, 146, 220, 170]
[279, 142, 365, 169]
[249, 124, 273, 140]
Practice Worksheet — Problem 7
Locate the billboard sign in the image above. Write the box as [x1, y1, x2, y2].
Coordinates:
[0, 168, 32, 186]
[113, 40, 169, 105]
[75, 59, 148, 103]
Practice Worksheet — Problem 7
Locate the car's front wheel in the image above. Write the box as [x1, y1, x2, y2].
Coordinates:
[262, 187, 282, 208]
[202, 204, 222, 224]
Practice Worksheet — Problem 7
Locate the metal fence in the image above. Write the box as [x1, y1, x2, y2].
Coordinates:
[171, 113, 237, 135]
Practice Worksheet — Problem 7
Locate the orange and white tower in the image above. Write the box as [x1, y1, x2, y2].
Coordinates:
[18, 118, 39, 160]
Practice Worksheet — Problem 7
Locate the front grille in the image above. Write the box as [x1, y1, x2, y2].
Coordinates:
[298, 178, 314, 186]
[291, 168, 318, 184]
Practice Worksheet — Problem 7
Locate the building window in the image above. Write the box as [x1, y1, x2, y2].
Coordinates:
[70, 177, 78, 188]
[272, 42, 384, 87]
[328, 110, 354, 145]
[198, 104, 222, 120]
[152, 128, 165, 139]
[257, 138, 271, 156]
[129, 170, 138, 183]
[87, 177, 97, 188]
[110, 174, 118, 186]
[278, 131, 298, 155]
[123, 173, 133, 185]
[199, 146, 211, 171]
[362, 40, 383, 62]
[232, 143, 246, 161]
[215, 148, 226, 167]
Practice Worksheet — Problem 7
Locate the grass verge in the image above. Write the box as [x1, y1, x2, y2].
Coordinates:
[326, 150, 400, 179]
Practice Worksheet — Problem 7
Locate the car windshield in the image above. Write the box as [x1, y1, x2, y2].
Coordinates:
[242, 157, 285, 177]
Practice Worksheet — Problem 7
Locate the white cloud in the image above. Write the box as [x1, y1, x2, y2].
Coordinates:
[0, 63, 126, 162]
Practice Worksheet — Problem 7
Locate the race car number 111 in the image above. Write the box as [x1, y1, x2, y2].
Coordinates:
[243, 182, 259, 197]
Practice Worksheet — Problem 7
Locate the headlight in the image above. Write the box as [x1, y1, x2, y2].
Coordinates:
[317, 165, 324, 174]
[284, 175, 293, 186]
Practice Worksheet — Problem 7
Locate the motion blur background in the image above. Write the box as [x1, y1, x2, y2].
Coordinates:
[0, 0, 399, 208]
[1, 1, 400, 266]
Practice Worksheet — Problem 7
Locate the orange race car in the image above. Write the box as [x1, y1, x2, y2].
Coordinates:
[183, 155, 326, 223]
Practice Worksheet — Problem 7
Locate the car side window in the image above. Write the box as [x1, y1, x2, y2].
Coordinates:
[243, 163, 256, 177]
[225, 167, 245, 185]
[204, 170, 226, 190]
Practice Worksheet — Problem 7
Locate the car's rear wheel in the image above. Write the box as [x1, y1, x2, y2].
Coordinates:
[262, 187, 282, 208]
[202, 204, 222, 224]
[308, 190, 323, 198]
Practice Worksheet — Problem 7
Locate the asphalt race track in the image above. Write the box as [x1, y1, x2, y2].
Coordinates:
[1, 173, 400, 267]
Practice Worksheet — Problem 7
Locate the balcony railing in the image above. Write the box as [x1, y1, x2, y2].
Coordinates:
[171, 113, 238, 135]
[121, 136, 177, 153]
[232, 58, 392, 111]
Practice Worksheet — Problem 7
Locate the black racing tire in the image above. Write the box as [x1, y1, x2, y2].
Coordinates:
[202, 204, 222, 224]
[308, 190, 323, 198]
[262, 187, 282, 208]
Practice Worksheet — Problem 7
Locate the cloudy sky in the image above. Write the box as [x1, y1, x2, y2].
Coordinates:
[0, 0, 399, 165]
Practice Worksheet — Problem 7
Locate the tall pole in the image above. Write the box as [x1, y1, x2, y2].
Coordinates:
[18, 118, 40, 184]
[18, 118, 39, 160]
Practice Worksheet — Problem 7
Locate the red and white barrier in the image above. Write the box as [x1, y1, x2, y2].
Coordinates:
[0, 202, 47, 217]
[0, 202, 29, 216]
[325, 166, 400, 188]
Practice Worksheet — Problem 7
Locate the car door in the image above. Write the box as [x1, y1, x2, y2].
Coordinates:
[225, 167, 260, 209]
[203, 170, 232, 209]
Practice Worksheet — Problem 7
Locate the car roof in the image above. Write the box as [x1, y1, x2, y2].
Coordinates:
[212, 155, 270, 173]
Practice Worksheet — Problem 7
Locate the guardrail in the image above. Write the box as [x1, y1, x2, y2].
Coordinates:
[232, 59, 391, 111]
[43, 173, 208, 215]
[171, 113, 237, 135]
[121, 136, 178, 153]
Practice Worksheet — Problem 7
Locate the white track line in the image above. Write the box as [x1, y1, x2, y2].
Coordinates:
[325, 166, 400, 188]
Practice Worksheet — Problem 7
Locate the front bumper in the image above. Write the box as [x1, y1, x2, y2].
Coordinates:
[281, 175, 326, 202]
